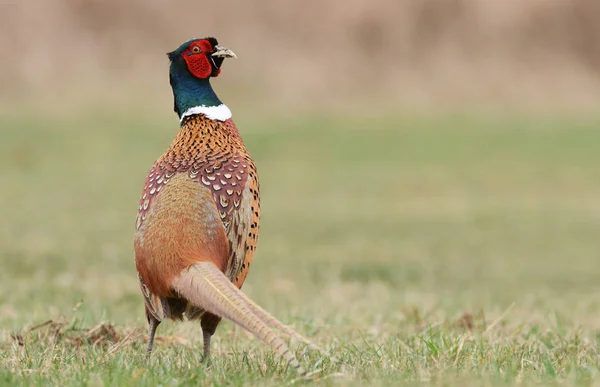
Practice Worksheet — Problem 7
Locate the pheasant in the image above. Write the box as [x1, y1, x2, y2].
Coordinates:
[133, 37, 317, 378]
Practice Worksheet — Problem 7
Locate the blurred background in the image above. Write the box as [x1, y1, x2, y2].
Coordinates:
[2, 1, 600, 381]
[1, 0, 600, 114]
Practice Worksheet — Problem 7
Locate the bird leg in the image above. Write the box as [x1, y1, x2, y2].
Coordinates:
[200, 313, 221, 365]
[201, 330, 212, 364]
[146, 315, 160, 354]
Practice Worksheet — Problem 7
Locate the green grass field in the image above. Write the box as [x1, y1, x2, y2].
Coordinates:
[1, 112, 600, 386]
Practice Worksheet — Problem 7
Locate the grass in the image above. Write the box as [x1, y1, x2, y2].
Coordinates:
[1, 111, 600, 385]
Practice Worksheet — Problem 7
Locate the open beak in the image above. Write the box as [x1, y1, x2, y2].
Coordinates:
[212, 45, 237, 59]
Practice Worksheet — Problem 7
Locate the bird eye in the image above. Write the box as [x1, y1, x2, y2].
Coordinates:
[192, 46, 201, 53]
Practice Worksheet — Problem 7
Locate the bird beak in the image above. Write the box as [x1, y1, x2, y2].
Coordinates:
[212, 45, 237, 59]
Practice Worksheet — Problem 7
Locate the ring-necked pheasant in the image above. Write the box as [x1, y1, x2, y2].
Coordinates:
[133, 37, 317, 378]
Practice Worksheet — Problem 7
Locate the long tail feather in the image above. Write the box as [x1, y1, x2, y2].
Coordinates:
[172, 262, 309, 379]
[232, 282, 325, 352]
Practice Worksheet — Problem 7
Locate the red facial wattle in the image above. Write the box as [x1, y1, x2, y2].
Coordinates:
[182, 40, 220, 79]
[183, 53, 212, 79]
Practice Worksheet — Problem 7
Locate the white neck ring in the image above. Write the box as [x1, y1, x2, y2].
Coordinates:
[180, 104, 232, 123]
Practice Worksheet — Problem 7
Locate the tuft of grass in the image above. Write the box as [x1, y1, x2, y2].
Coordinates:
[1, 112, 600, 385]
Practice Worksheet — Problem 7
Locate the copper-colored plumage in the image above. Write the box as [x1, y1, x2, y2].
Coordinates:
[134, 115, 317, 378]
[135, 117, 257, 296]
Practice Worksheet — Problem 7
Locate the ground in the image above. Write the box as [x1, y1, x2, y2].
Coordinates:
[1, 112, 600, 386]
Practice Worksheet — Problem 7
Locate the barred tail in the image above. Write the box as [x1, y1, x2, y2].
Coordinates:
[233, 280, 325, 353]
[172, 261, 309, 379]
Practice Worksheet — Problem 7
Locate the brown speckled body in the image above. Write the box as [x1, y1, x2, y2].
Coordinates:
[134, 115, 260, 323]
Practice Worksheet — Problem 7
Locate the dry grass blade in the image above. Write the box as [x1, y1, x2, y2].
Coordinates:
[108, 328, 142, 355]
[10, 319, 128, 351]
[142, 335, 190, 346]
[483, 303, 516, 335]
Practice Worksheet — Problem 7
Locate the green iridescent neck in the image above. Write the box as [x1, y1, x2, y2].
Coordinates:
[169, 61, 223, 119]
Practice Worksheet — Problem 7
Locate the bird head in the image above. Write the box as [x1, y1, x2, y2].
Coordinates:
[167, 37, 237, 79]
